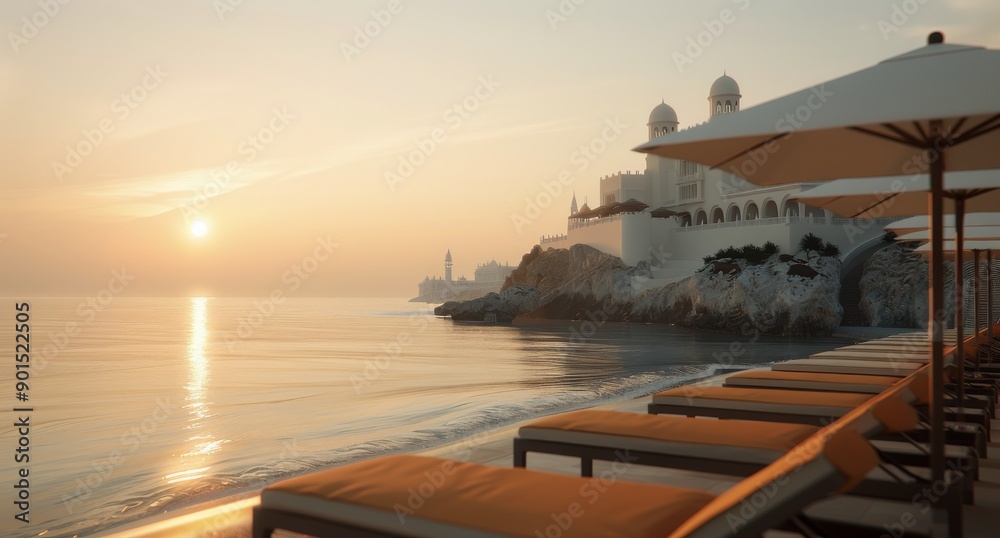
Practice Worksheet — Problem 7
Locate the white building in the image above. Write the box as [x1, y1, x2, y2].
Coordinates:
[540, 74, 897, 283]
[415, 251, 517, 302]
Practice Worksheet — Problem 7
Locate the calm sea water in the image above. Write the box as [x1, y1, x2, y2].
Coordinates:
[0, 297, 851, 537]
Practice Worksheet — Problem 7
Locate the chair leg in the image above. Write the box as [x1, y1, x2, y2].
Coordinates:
[513, 439, 527, 468]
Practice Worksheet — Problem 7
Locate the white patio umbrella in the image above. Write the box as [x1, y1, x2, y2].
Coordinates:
[886, 213, 1000, 233]
[792, 176, 1000, 423]
[790, 171, 1000, 218]
[914, 241, 1000, 370]
[635, 32, 1000, 499]
[896, 227, 1000, 241]
[916, 240, 1000, 251]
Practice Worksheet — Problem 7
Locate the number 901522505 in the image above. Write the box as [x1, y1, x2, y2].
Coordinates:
[15, 302, 30, 399]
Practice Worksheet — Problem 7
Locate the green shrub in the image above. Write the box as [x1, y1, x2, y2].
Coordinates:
[798, 233, 824, 253]
[821, 242, 841, 257]
[703, 241, 781, 265]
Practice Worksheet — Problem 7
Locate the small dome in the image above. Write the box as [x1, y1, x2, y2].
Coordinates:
[648, 101, 678, 124]
[710, 74, 740, 96]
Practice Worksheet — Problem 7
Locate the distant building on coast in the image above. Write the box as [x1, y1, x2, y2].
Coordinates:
[539, 73, 897, 284]
[413, 250, 516, 303]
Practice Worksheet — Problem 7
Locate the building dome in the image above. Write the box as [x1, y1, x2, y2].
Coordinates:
[710, 74, 740, 97]
[648, 101, 678, 124]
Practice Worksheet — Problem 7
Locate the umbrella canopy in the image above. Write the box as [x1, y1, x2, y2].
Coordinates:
[634, 33, 1000, 498]
[569, 203, 595, 219]
[650, 206, 679, 219]
[619, 198, 650, 213]
[635, 38, 1000, 183]
[595, 202, 622, 218]
[897, 226, 1000, 241]
[886, 213, 1000, 233]
[789, 171, 1000, 218]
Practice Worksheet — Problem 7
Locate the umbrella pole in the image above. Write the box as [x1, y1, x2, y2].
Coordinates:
[927, 131, 946, 490]
[974, 250, 982, 373]
[954, 198, 965, 419]
[990, 249, 995, 365]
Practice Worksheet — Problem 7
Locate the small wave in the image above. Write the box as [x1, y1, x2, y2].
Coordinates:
[84, 363, 768, 536]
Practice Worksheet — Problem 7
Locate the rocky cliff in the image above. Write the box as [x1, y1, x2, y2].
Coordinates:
[859, 243, 956, 328]
[627, 253, 842, 336]
[438, 244, 843, 336]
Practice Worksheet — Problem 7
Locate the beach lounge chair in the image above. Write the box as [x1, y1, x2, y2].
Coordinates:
[253, 424, 877, 537]
[724, 370, 995, 416]
[648, 384, 991, 446]
[514, 372, 969, 535]
[772, 358, 925, 376]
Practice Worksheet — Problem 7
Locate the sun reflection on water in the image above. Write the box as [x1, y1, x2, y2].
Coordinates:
[174, 297, 226, 483]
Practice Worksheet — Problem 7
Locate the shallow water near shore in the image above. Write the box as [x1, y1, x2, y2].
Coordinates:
[0, 297, 852, 537]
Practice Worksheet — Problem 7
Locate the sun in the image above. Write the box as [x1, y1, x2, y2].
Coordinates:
[191, 220, 208, 237]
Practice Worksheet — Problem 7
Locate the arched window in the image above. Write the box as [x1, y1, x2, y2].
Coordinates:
[653, 128, 659, 137]
[727, 205, 741, 222]
[715, 101, 722, 114]
[605, 193, 617, 205]
[725, 100, 732, 113]
[763, 200, 779, 218]
[711, 207, 724, 224]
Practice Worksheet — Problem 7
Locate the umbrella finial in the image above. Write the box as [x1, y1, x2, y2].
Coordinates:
[928, 31, 944, 45]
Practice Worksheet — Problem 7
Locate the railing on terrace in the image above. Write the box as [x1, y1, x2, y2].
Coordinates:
[568, 213, 627, 230]
[539, 234, 568, 245]
[676, 215, 902, 232]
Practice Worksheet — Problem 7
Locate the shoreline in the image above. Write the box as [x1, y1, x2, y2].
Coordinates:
[97, 325, 917, 537]
[99, 371, 740, 537]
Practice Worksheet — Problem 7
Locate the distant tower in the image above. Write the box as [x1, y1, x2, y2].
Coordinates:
[444, 250, 453, 283]
[647, 100, 679, 140]
[646, 100, 680, 195]
[708, 72, 741, 119]
[570, 192, 579, 216]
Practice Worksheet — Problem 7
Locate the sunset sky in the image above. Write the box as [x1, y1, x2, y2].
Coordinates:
[2, 0, 998, 297]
